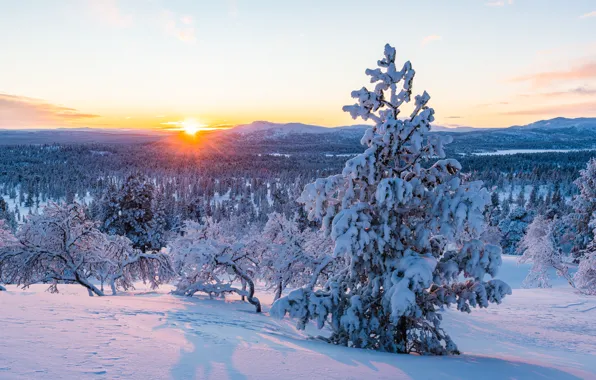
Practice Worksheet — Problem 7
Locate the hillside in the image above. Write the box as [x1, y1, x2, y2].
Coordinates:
[0, 256, 593, 379]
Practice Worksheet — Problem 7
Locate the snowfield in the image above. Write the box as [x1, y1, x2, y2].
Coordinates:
[1, 256, 595, 380]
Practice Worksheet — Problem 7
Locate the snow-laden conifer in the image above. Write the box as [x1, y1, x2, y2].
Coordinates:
[271, 44, 511, 355]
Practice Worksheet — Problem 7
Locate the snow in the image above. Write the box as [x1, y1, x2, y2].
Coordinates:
[0, 256, 594, 379]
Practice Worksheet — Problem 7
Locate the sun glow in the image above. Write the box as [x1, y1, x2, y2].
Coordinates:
[181, 118, 206, 135]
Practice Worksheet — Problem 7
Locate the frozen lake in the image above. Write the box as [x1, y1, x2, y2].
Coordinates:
[472, 149, 593, 156]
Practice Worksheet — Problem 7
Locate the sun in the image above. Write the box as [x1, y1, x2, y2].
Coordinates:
[181, 118, 206, 135]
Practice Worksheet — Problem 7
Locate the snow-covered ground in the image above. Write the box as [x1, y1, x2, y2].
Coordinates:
[1, 256, 594, 379]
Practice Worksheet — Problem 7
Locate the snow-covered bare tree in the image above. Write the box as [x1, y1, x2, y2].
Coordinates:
[518, 215, 574, 288]
[2, 203, 108, 296]
[271, 44, 510, 355]
[95, 235, 175, 295]
[259, 212, 333, 301]
[574, 247, 596, 295]
[170, 218, 262, 312]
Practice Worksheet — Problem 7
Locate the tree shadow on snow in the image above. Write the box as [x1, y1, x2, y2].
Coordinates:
[157, 296, 588, 380]
[155, 296, 298, 379]
[254, 331, 587, 380]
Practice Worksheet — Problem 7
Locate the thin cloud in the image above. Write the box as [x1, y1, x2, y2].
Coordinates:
[580, 11, 596, 19]
[446, 116, 462, 119]
[88, 0, 133, 27]
[486, 0, 513, 7]
[0, 93, 99, 128]
[511, 62, 596, 87]
[162, 11, 196, 43]
[475, 101, 510, 107]
[422, 35, 442, 45]
[228, 0, 239, 19]
[540, 86, 596, 97]
[501, 102, 596, 116]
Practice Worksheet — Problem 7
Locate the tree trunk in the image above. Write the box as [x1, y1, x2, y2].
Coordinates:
[75, 272, 105, 296]
[230, 264, 261, 313]
[241, 279, 247, 301]
[0, 284, 6, 291]
[397, 316, 408, 353]
[110, 280, 118, 296]
[274, 281, 283, 302]
[554, 263, 577, 289]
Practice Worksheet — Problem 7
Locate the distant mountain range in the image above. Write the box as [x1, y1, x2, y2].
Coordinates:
[2, 118, 596, 154]
[225, 121, 370, 136]
[509, 117, 596, 131]
[225, 120, 479, 136]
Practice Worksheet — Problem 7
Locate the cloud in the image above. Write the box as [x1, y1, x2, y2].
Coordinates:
[580, 11, 596, 19]
[228, 0, 238, 19]
[511, 62, 596, 87]
[446, 116, 462, 119]
[475, 101, 510, 107]
[486, 0, 514, 6]
[539, 86, 596, 97]
[163, 11, 196, 43]
[88, 0, 133, 27]
[422, 35, 442, 45]
[0, 94, 99, 128]
[501, 102, 596, 116]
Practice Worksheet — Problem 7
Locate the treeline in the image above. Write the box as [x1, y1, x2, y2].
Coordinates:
[1, 143, 594, 225]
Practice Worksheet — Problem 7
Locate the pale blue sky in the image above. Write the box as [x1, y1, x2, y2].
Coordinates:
[0, 0, 595, 129]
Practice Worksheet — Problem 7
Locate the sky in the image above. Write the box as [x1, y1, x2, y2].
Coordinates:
[0, 0, 595, 130]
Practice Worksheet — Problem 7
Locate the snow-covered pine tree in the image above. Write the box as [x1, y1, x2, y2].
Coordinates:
[499, 206, 532, 255]
[100, 174, 163, 253]
[517, 186, 526, 207]
[518, 215, 574, 288]
[527, 186, 539, 210]
[569, 158, 596, 255]
[271, 44, 510, 355]
[0, 220, 17, 291]
[0, 198, 17, 233]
